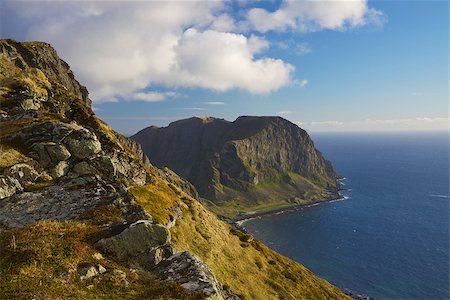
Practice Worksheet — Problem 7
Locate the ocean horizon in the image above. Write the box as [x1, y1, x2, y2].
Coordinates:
[242, 131, 449, 299]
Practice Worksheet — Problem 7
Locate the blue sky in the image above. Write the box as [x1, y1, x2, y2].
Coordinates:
[2, 1, 448, 135]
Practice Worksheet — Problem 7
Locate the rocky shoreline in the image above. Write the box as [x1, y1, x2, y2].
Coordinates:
[230, 194, 347, 229]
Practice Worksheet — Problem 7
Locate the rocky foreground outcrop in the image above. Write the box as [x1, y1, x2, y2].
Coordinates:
[0, 39, 349, 299]
[132, 116, 340, 215]
[0, 39, 233, 299]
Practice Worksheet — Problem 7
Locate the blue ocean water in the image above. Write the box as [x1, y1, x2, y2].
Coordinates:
[242, 132, 449, 299]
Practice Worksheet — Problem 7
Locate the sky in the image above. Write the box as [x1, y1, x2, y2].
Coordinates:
[1, 0, 448, 135]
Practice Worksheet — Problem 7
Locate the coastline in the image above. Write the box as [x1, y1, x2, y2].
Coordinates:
[231, 194, 348, 229]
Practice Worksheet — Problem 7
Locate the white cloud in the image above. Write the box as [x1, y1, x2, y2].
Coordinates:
[297, 79, 309, 88]
[130, 91, 178, 102]
[278, 110, 292, 115]
[171, 29, 293, 94]
[298, 117, 449, 131]
[6, 1, 294, 102]
[246, 0, 385, 33]
[204, 102, 226, 105]
[296, 42, 312, 55]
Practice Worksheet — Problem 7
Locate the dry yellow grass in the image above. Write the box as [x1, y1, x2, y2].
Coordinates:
[171, 198, 350, 300]
[0, 145, 31, 169]
[0, 220, 204, 300]
[130, 180, 181, 225]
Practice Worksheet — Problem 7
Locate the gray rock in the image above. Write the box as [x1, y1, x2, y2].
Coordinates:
[20, 98, 41, 111]
[78, 263, 99, 280]
[95, 220, 170, 266]
[0, 176, 118, 228]
[0, 176, 23, 199]
[51, 161, 69, 178]
[31, 142, 70, 167]
[64, 128, 101, 159]
[155, 251, 228, 300]
[3, 163, 40, 185]
[92, 156, 117, 177]
[77, 263, 107, 280]
[72, 161, 97, 176]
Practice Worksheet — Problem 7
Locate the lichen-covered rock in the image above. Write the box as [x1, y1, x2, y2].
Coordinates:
[155, 251, 229, 300]
[3, 163, 40, 185]
[95, 220, 170, 267]
[51, 160, 69, 178]
[31, 142, 71, 167]
[0, 176, 123, 228]
[72, 161, 97, 176]
[91, 156, 117, 178]
[0, 175, 23, 199]
[64, 128, 101, 159]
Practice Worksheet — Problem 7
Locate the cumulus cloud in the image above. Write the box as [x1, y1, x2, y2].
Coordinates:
[246, 0, 385, 33]
[4, 1, 293, 102]
[171, 29, 293, 94]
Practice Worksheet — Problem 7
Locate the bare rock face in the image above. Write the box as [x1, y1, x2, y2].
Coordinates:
[0, 175, 23, 199]
[132, 116, 339, 203]
[95, 220, 172, 267]
[155, 251, 238, 300]
[0, 39, 91, 106]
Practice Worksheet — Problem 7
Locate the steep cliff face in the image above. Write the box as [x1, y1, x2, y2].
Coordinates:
[0, 39, 349, 299]
[132, 116, 339, 216]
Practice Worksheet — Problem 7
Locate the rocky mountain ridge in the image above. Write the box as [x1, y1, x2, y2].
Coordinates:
[0, 39, 349, 299]
[132, 116, 340, 217]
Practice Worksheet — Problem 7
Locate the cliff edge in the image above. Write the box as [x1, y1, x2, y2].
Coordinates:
[132, 116, 340, 217]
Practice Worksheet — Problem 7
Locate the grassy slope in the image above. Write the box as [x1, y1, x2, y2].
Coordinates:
[0, 41, 349, 300]
[206, 172, 333, 218]
[171, 198, 349, 300]
[0, 217, 200, 300]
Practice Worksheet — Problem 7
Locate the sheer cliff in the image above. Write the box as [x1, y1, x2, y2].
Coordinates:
[0, 39, 349, 299]
[132, 116, 340, 217]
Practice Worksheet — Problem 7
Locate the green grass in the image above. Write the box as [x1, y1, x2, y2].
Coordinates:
[205, 172, 330, 218]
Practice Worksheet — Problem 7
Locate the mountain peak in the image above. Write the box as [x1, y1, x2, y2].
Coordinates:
[132, 115, 338, 213]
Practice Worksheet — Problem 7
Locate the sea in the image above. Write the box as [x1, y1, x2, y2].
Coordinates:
[241, 132, 449, 300]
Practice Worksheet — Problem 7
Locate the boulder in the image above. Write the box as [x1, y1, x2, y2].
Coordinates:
[154, 251, 227, 300]
[91, 156, 117, 177]
[95, 220, 170, 266]
[51, 160, 69, 178]
[72, 161, 97, 176]
[0, 176, 23, 199]
[31, 142, 70, 167]
[64, 128, 101, 159]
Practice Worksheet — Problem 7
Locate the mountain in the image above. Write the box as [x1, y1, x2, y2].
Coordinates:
[0, 39, 349, 299]
[132, 116, 340, 217]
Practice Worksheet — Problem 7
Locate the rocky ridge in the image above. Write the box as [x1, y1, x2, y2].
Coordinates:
[0, 39, 235, 299]
[0, 39, 349, 299]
